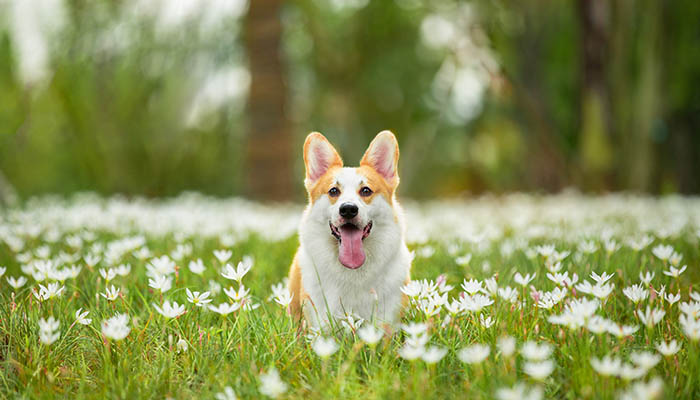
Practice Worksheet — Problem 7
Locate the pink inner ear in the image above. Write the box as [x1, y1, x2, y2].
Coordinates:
[309, 143, 331, 181]
[370, 142, 395, 180]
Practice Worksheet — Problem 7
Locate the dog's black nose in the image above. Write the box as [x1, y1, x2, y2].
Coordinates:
[339, 202, 358, 219]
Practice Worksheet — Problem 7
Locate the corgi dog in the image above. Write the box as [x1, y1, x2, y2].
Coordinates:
[288, 131, 412, 328]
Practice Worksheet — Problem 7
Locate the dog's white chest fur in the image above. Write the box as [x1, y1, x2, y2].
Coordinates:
[298, 197, 411, 327]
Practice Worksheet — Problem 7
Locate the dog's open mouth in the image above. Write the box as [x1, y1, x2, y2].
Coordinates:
[330, 221, 372, 269]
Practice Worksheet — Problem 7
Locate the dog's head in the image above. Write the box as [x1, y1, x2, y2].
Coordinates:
[303, 131, 400, 270]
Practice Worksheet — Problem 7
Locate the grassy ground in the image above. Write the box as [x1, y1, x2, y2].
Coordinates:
[0, 194, 699, 399]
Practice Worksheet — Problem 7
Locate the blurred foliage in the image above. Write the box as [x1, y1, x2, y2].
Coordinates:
[0, 0, 699, 200]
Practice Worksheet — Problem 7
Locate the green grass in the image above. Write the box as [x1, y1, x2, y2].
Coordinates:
[0, 196, 699, 399]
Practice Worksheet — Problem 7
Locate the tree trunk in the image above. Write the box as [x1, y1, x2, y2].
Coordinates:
[245, 0, 293, 201]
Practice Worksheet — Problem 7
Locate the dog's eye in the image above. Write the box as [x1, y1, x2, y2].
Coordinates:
[328, 187, 340, 197]
[360, 186, 373, 197]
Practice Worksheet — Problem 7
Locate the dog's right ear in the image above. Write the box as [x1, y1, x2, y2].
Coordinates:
[303, 132, 343, 189]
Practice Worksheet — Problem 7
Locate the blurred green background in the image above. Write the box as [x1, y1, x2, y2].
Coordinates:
[0, 0, 698, 202]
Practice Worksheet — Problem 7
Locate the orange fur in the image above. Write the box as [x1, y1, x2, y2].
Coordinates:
[287, 254, 309, 321]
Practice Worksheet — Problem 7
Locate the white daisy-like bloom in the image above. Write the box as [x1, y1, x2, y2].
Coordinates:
[521, 341, 552, 361]
[421, 345, 447, 364]
[546, 271, 578, 287]
[0, 266, 5, 278]
[34, 282, 65, 301]
[258, 367, 288, 398]
[603, 239, 620, 254]
[6, 276, 27, 289]
[224, 285, 250, 302]
[497, 336, 516, 357]
[357, 324, 384, 345]
[495, 383, 543, 400]
[401, 322, 428, 337]
[398, 344, 425, 361]
[636, 306, 665, 328]
[639, 271, 655, 286]
[535, 244, 556, 258]
[656, 340, 681, 356]
[523, 360, 555, 380]
[586, 315, 611, 334]
[148, 275, 173, 293]
[497, 287, 518, 303]
[578, 240, 598, 254]
[221, 259, 253, 282]
[514, 272, 536, 287]
[102, 313, 131, 341]
[630, 351, 661, 370]
[100, 285, 121, 301]
[590, 355, 622, 376]
[665, 292, 681, 305]
[401, 281, 422, 298]
[619, 363, 646, 380]
[114, 263, 131, 276]
[75, 308, 92, 325]
[669, 252, 683, 267]
[153, 301, 186, 319]
[38, 316, 61, 345]
[312, 336, 339, 358]
[99, 268, 117, 282]
[185, 289, 212, 307]
[455, 254, 472, 266]
[618, 377, 664, 400]
[606, 322, 639, 338]
[146, 255, 176, 278]
[626, 234, 653, 251]
[208, 302, 241, 315]
[590, 271, 615, 285]
[215, 386, 237, 400]
[188, 259, 206, 275]
[461, 278, 484, 295]
[651, 244, 674, 261]
[213, 249, 233, 263]
[623, 284, 649, 304]
[679, 313, 700, 341]
[484, 277, 499, 296]
[273, 291, 293, 308]
[591, 283, 615, 300]
[84, 254, 101, 268]
[457, 343, 490, 364]
[662, 265, 687, 278]
[480, 314, 494, 328]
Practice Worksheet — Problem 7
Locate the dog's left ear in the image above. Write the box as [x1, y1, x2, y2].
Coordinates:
[360, 130, 399, 187]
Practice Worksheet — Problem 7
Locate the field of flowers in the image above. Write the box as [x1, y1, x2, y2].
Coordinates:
[1, 192, 699, 399]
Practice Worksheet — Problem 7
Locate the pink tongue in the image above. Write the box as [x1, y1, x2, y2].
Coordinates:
[338, 225, 365, 269]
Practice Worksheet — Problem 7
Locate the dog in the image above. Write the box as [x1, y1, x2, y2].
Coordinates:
[288, 131, 412, 328]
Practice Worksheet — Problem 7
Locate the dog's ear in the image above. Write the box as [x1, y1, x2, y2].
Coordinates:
[360, 130, 399, 187]
[303, 132, 343, 188]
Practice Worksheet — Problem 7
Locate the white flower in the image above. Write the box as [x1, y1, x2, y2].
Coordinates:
[523, 360, 555, 380]
[99, 268, 117, 282]
[656, 340, 681, 356]
[398, 344, 425, 360]
[148, 275, 173, 293]
[521, 341, 552, 361]
[213, 249, 233, 263]
[146, 255, 176, 277]
[114, 263, 131, 276]
[421, 345, 447, 364]
[208, 302, 241, 315]
[679, 313, 700, 341]
[496, 383, 543, 400]
[312, 337, 339, 358]
[102, 313, 131, 340]
[604, 239, 620, 254]
[186, 289, 212, 307]
[618, 377, 664, 400]
[153, 301, 186, 319]
[6, 276, 27, 289]
[498, 287, 518, 303]
[639, 271, 655, 285]
[455, 254, 472, 266]
[457, 344, 490, 364]
[606, 322, 639, 338]
[401, 281, 422, 297]
[273, 291, 293, 308]
[38, 316, 60, 345]
[623, 284, 649, 304]
[514, 272, 536, 286]
[177, 338, 188, 353]
[546, 271, 578, 287]
[497, 336, 516, 357]
[590, 354, 622, 376]
[626, 235, 653, 251]
[461, 278, 484, 295]
[401, 322, 428, 336]
[630, 351, 660, 370]
[209, 280, 222, 295]
[75, 308, 91, 325]
[221, 259, 253, 282]
[665, 292, 681, 305]
[590, 271, 614, 285]
[480, 314, 494, 328]
[100, 285, 121, 301]
[461, 294, 494, 312]
[188, 259, 206, 275]
[258, 367, 287, 398]
[591, 283, 615, 300]
[651, 244, 673, 261]
[224, 285, 250, 302]
[215, 386, 237, 400]
[636, 306, 665, 328]
[34, 283, 65, 301]
[619, 363, 646, 380]
[662, 265, 686, 278]
[0, 266, 5, 278]
[357, 325, 384, 345]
